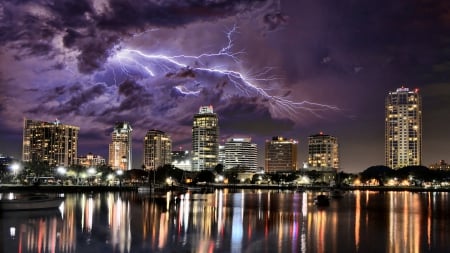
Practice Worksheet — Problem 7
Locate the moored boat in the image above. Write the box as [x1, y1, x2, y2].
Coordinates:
[0, 194, 64, 211]
[314, 194, 330, 206]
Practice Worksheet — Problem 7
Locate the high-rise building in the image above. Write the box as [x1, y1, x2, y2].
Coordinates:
[307, 132, 339, 170]
[192, 105, 219, 171]
[224, 137, 258, 171]
[143, 129, 172, 171]
[109, 122, 132, 171]
[385, 87, 422, 169]
[265, 136, 298, 173]
[22, 118, 79, 167]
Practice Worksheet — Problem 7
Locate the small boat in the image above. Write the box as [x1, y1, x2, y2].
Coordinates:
[0, 194, 64, 211]
[314, 194, 330, 206]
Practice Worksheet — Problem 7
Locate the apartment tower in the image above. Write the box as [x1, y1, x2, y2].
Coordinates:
[22, 118, 79, 167]
[192, 105, 219, 171]
[143, 129, 172, 171]
[307, 132, 339, 170]
[109, 122, 133, 171]
[385, 87, 422, 169]
[265, 136, 298, 173]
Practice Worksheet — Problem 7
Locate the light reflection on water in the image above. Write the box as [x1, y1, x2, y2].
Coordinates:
[0, 190, 448, 253]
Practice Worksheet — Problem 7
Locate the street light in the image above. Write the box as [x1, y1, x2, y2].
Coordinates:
[10, 163, 20, 184]
[56, 166, 67, 185]
[116, 170, 123, 187]
[87, 167, 96, 185]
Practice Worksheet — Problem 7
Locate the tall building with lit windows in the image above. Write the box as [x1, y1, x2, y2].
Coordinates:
[385, 87, 422, 169]
[307, 132, 339, 170]
[22, 118, 79, 167]
[224, 137, 258, 171]
[109, 122, 132, 171]
[143, 129, 172, 171]
[192, 105, 219, 171]
[265, 136, 298, 173]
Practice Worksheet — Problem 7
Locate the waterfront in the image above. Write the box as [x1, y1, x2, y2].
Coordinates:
[0, 189, 448, 253]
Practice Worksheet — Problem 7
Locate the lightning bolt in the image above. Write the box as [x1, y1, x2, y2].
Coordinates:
[110, 25, 338, 116]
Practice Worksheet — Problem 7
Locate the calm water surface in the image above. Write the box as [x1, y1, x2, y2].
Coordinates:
[0, 189, 448, 253]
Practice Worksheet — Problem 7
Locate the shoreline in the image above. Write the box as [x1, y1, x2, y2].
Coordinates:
[1, 184, 449, 193]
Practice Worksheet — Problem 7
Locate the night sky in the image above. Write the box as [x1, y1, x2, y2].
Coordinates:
[1, 0, 450, 173]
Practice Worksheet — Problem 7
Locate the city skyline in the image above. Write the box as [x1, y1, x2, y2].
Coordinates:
[1, 1, 450, 173]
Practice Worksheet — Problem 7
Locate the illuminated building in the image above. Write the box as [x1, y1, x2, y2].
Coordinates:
[77, 153, 106, 167]
[265, 136, 298, 173]
[22, 118, 79, 167]
[192, 105, 219, 171]
[224, 137, 258, 171]
[108, 122, 132, 171]
[307, 132, 339, 170]
[429, 160, 450, 171]
[143, 129, 172, 171]
[385, 87, 422, 169]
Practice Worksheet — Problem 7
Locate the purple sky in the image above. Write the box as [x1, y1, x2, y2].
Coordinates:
[1, 0, 450, 173]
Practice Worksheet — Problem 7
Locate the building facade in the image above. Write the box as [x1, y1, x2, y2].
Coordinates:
[77, 153, 106, 167]
[307, 132, 339, 170]
[108, 122, 132, 171]
[265, 136, 298, 173]
[385, 87, 422, 169]
[143, 129, 172, 171]
[22, 119, 79, 167]
[224, 137, 258, 171]
[192, 106, 219, 171]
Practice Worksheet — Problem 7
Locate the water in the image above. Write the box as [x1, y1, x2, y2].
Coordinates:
[0, 189, 449, 253]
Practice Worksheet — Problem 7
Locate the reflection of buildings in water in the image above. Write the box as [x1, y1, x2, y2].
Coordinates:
[109, 194, 131, 253]
[1, 210, 62, 253]
[60, 194, 77, 252]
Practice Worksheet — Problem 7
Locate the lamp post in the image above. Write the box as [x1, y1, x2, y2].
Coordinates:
[87, 167, 96, 186]
[116, 170, 123, 188]
[56, 166, 67, 185]
[10, 163, 20, 184]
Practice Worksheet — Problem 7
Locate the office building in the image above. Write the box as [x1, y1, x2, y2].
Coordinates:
[143, 129, 172, 171]
[307, 132, 339, 170]
[224, 137, 258, 171]
[192, 105, 219, 171]
[265, 136, 298, 173]
[385, 87, 422, 169]
[109, 122, 132, 171]
[22, 118, 79, 167]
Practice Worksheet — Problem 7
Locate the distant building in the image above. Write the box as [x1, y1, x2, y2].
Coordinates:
[265, 136, 298, 173]
[143, 129, 172, 171]
[224, 137, 258, 171]
[22, 118, 79, 167]
[218, 145, 226, 166]
[192, 106, 219, 171]
[172, 150, 191, 171]
[77, 153, 106, 167]
[307, 132, 339, 170]
[108, 122, 132, 171]
[429, 160, 450, 171]
[385, 87, 422, 169]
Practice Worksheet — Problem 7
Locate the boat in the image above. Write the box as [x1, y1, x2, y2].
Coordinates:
[0, 194, 64, 211]
[314, 194, 330, 206]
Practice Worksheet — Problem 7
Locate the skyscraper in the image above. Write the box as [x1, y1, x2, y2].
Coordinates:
[22, 118, 79, 167]
[143, 129, 172, 171]
[265, 136, 298, 173]
[109, 122, 132, 171]
[224, 137, 258, 171]
[307, 132, 339, 170]
[192, 105, 219, 171]
[385, 87, 422, 169]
